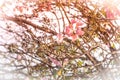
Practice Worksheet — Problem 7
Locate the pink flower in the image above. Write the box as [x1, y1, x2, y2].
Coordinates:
[64, 19, 85, 41]
[16, 6, 23, 13]
[49, 57, 62, 67]
[71, 34, 78, 41]
[65, 25, 73, 36]
[76, 27, 84, 36]
[57, 33, 63, 43]
[71, 19, 76, 24]
[76, 22, 83, 26]
[104, 6, 120, 19]
[105, 8, 114, 19]
[114, 8, 120, 17]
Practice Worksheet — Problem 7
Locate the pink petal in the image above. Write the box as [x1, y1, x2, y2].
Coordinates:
[71, 34, 78, 41]
[114, 8, 120, 16]
[57, 33, 63, 43]
[49, 57, 62, 67]
[76, 27, 84, 36]
[16, 6, 23, 13]
[71, 19, 76, 24]
[105, 8, 114, 19]
[76, 22, 83, 27]
[65, 26, 73, 36]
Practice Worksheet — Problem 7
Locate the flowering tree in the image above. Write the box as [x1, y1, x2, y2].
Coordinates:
[0, 0, 120, 80]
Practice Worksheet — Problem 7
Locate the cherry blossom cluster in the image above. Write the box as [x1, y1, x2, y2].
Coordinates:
[105, 7, 120, 19]
[37, 1, 52, 12]
[57, 19, 85, 43]
[103, 0, 120, 19]
[65, 19, 84, 41]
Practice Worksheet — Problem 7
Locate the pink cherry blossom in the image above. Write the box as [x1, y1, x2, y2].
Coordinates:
[71, 34, 78, 41]
[104, 4, 120, 19]
[105, 8, 114, 19]
[64, 19, 84, 41]
[57, 33, 64, 43]
[71, 19, 76, 24]
[49, 57, 62, 67]
[76, 22, 83, 27]
[76, 27, 84, 36]
[65, 25, 73, 36]
[41, 77, 48, 80]
[114, 8, 120, 17]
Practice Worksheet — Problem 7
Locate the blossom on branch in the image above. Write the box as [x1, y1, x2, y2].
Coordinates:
[65, 19, 84, 41]
[105, 7, 120, 19]
[49, 56, 62, 67]
[103, 0, 120, 19]
[56, 33, 64, 43]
